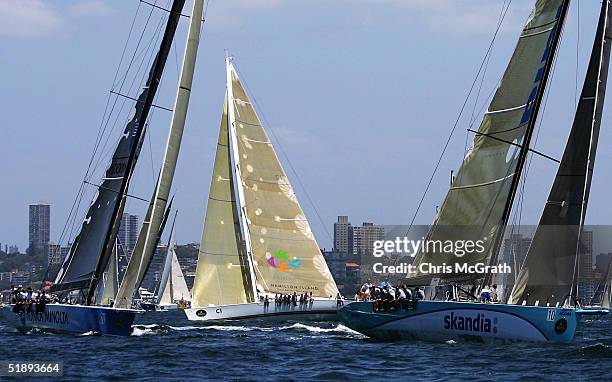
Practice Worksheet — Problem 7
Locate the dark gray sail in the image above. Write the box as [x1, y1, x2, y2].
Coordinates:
[52, 0, 186, 299]
[510, 0, 612, 306]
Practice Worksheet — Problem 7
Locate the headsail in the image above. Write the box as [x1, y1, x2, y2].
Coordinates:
[227, 60, 338, 298]
[409, 0, 569, 283]
[114, 0, 204, 308]
[96, 241, 119, 306]
[191, 96, 255, 307]
[170, 248, 191, 301]
[52, 0, 186, 301]
[510, 0, 612, 306]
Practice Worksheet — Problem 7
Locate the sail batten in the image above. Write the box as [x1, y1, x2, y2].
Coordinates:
[510, 0, 612, 306]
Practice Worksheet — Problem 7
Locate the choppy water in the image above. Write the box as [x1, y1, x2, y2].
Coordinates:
[1, 311, 611, 381]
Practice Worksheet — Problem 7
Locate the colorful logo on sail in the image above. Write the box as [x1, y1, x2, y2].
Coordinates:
[267, 251, 302, 272]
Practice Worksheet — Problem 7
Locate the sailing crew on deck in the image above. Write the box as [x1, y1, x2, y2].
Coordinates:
[336, 292, 344, 307]
[480, 286, 492, 303]
[414, 287, 424, 301]
[491, 284, 499, 302]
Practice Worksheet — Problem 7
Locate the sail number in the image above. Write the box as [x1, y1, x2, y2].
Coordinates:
[546, 309, 556, 321]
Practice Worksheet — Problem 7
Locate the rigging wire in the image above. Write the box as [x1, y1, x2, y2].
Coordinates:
[575, 0, 581, 109]
[405, 0, 513, 235]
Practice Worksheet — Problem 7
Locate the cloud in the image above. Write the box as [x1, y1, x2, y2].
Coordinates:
[0, 0, 112, 38]
[206, 0, 531, 36]
[350, 0, 532, 35]
[68, 1, 113, 17]
[0, 0, 63, 37]
[271, 126, 318, 148]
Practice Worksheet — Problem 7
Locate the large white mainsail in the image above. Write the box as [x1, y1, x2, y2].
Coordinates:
[227, 60, 338, 298]
[409, 0, 569, 283]
[115, 0, 205, 308]
[510, 0, 612, 306]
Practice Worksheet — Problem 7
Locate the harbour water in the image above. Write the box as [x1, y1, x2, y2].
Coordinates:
[1, 312, 611, 380]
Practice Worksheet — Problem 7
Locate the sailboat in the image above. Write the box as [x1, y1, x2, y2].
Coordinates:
[339, 0, 611, 343]
[184, 57, 339, 322]
[0, 0, 203, 336]
[582, 259, 612, 311]
[141, 218, 192, 311]
[113, 0, 204, 311]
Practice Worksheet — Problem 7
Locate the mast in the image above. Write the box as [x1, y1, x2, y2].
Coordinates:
[226, 56, 259, 300]
[483, 0, 570, 288]
[114, 0, 205, 308]
[86, 0, 186, 304]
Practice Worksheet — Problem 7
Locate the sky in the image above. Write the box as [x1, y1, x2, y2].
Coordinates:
[1, 0, 612, 251]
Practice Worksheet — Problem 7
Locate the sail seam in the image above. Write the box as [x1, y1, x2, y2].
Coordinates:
[521, 26, 555, 39]
[209, 196, 234, 203]
[450, 173, 514, 190]
[522, 18, 559, 32]
[486, 103, 527, 115]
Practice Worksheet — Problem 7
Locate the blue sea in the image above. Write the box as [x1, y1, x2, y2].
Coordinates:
[1, 312, 611, 381]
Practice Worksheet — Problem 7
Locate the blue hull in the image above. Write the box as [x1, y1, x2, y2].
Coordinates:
[339, 301, 578, 343]
[1, 304, 139, 336]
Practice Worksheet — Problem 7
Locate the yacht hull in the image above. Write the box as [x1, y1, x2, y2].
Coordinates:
[0, 304, 139, 336]
[338, 301, 578, 343]
[184, 299, 339, 321]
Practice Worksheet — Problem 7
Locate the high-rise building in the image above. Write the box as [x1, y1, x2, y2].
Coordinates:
[333, 216, 352, 254]
[501, 233, 532, 271]
[578, 230, 595, 301]
[352, 222, 385, 257]
[118, 213, 140, 258]
[29, 201, 50, 254]
[8, 245, 19, 255]
[595, 252, 612, 275]
[47, 243, 62, 266]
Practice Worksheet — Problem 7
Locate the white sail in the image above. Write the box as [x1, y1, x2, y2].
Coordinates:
[115, 0, 205, 308]
[227, 60, 338, 298]
[156, 242, 174, 305]
[159, 272, 173, 306]
[170, 248, 191, 301]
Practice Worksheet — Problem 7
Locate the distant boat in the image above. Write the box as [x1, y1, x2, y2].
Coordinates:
[1, 0, 204, 336]
[142, 217, 191, 311]
[340, 0, 610, 343]
[184, 56, 339, 322]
